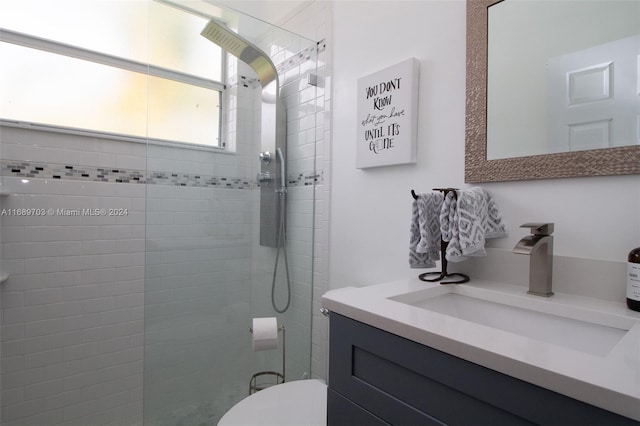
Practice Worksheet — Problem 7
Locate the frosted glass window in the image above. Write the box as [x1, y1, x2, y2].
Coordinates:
[0, 0, 222, 81]
[0, 0, 150, 62]
[0, 42, 221, 147]
[0, 43, 148, 137]
[0, 0, 224, 147]
[148, 76, 221, 146]
[148, 2, 223, 81]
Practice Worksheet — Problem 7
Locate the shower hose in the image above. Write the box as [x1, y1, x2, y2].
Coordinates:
[271, 187, 291, 313]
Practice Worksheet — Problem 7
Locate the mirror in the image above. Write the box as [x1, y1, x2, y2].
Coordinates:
[465, 0, 640, 183]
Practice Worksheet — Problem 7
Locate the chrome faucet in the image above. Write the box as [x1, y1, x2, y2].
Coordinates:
[513, 223, 554, 297]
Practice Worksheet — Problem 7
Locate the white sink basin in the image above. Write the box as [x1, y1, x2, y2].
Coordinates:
[389, 285, 635, 357]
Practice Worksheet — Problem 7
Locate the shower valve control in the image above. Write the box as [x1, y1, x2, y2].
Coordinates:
[257, 171, 273, 183]
[259, 151, 272, 165]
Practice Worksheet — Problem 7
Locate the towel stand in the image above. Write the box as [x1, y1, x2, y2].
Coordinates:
[411, 188, 470, 285]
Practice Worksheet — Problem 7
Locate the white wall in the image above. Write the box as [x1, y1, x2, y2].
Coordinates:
[328, 0, 640, 293]
[330, 0, 466, 287]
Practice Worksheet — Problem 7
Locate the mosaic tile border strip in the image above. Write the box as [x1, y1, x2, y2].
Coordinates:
[276, 43, 319, 75]
[1, 160, 323, 189]
[288, 171, 322, 187]
[146, 171, 255, 189]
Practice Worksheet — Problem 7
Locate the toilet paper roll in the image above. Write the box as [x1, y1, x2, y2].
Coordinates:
[252, 317, 278, 351]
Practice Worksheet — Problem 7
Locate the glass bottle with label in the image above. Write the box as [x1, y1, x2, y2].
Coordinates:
[628, 247, 640, 312]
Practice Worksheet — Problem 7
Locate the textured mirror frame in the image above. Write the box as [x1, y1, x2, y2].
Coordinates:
[465, 0, 640, 183]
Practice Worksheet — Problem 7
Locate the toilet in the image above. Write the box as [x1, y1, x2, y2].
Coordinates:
[218, 379, 327, 426]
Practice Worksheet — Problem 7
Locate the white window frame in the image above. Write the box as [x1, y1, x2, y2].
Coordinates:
[0, 28, 228, 150]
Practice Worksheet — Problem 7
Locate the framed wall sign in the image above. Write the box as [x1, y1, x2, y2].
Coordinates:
[356, 57, 419, 169]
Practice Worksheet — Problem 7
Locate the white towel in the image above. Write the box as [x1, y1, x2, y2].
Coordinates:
[443, 187, 507, 262]
[409, 193, 443, 268]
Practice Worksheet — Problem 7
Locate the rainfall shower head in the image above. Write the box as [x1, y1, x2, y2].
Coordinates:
[201, 20, 278, 88]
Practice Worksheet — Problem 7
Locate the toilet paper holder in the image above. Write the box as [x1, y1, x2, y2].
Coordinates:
[248, 325, 286, 394]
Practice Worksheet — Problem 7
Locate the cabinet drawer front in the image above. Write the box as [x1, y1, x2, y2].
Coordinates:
[327, 388, 390, 426]
[329, 314, 529, 425]
[328, 313, 637, 426]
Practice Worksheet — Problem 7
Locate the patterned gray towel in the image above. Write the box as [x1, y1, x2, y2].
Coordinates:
[439, 191, 456, 243]
[443, 187, 507, 262]
[409, 192, 443, 268]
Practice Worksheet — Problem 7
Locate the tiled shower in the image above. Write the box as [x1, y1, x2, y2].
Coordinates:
[0, 3, 324, 424]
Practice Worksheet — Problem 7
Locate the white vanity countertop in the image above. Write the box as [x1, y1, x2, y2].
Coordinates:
[322, 277, 640, 421]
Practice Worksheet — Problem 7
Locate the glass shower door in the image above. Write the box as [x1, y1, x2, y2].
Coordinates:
[143, 2, 318, 424]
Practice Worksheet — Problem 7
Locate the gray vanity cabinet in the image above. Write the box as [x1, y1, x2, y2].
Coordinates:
[327, 313, 638, 426]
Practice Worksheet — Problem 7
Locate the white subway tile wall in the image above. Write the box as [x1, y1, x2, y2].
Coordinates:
[0, 28, 323, 426]
[0, 170, 145, 426]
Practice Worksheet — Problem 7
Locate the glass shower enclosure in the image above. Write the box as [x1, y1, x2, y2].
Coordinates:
[142, 2, 319, 425]
[0, 0, 317, 423]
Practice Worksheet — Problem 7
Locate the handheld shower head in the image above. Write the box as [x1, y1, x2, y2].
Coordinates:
[201, 20, 277, 88]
